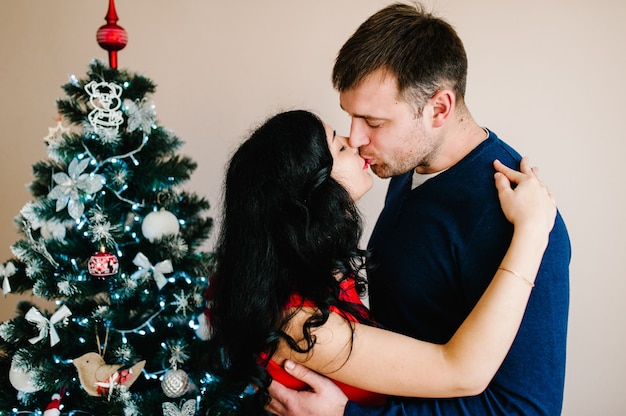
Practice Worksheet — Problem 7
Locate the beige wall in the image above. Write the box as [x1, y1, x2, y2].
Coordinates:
[1, 1, 624, 414]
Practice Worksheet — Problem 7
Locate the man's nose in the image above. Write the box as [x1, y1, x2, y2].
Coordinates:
[348, 121, 370, 148]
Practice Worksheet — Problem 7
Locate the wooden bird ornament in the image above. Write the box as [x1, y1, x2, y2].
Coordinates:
[72, 352, 145, 397]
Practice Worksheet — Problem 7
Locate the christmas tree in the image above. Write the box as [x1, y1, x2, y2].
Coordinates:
[0, 55, 231, 415]
[0, 1, 263, 413]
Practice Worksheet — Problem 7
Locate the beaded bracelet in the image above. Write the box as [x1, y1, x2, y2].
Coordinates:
[498, 267, 535, 287]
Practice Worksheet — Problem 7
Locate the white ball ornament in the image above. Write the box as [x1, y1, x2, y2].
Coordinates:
[141, 208, 180, 242]
[9, 356, 39, 393]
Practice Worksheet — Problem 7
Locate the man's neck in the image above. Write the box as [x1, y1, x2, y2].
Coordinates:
[416, 111, 487, 174]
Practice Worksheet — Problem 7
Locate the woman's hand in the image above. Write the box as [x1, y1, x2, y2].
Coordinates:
[493, 157, 557, 237]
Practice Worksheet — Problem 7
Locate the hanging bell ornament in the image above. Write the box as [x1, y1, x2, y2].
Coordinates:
[88, 246, 119, 278]
[161, 367, 190, 398]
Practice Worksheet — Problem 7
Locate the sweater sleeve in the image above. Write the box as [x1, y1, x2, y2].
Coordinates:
[344, 393, 509, 416]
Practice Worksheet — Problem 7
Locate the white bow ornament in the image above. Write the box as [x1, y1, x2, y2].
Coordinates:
[26, 305, 72, 346]
[131, 252, 173, 289]
[0, 261, 16, 296]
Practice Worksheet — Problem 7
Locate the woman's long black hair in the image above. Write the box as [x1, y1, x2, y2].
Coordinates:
[209, 110, 371, 412]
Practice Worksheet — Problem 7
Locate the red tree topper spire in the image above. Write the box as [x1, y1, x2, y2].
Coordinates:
[96, 0, 128, 69]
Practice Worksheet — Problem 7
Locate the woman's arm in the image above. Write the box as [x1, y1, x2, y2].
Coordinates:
[275, 157, 557, 398]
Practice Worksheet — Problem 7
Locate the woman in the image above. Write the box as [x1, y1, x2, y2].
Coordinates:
[208, 110, 555, 412]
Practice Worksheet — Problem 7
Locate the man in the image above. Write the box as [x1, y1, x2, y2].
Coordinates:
[268, 3, 570, 415]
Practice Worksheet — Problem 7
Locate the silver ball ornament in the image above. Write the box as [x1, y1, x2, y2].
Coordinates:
[161, 368, 190, 398]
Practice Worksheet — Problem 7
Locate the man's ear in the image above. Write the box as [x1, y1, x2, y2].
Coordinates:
[430, 89, 455, 127]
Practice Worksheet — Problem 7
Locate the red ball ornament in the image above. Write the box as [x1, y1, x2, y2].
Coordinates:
[96, 0, 128, 69]
[88, 247, 119, 278]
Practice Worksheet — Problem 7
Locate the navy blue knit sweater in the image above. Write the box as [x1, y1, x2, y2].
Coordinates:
[346, 131, 571, 415]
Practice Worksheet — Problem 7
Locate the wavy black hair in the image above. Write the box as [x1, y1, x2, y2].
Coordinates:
[209, 110, 371, 412]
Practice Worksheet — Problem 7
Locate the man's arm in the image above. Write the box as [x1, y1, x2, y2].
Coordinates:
[266, 361, 508, 416]
[266, 360, 347, 416]
[267, 362, 536, 416]
[266, 362, 512, 416]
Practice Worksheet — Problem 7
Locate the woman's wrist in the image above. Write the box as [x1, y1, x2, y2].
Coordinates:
[512, 222, 550, 250]
[497, 266, 535, 287]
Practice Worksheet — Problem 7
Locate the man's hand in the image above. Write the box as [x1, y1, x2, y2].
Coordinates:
[265, 360, 348, 416]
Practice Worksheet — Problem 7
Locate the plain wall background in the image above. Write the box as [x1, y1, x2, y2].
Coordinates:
[0, 1, 624, 414]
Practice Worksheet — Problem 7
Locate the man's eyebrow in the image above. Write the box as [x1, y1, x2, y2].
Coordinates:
[339, 104, 387, 121]
[356, 115, 387, 123]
